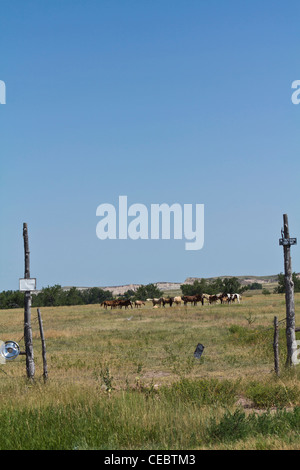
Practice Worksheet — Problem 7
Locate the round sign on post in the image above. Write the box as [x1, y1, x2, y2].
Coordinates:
[0, 341, 20, 362]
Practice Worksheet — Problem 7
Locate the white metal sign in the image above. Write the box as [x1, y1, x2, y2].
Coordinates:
[19, 278, 36, 291]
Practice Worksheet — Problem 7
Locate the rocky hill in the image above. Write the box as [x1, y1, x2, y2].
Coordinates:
[64, 274, 283, 296]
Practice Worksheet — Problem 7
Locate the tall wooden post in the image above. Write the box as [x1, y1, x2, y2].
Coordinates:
[23, 223, 35, 380]
[280, 214, 297, 367]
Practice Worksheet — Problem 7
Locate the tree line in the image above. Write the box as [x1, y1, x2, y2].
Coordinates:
[0, 283, 164, 309]
[0, 285, 113, 309]
[180, 277, 259, 296]
[0, 274, 299, 309]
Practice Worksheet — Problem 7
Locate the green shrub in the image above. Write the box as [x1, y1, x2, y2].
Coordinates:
[245, 381, 300, 408]
[159, 378, 239, 406]
[208, 409, 250, 443]
[228, 324, 268, 347]
[207, 407, 300, 444]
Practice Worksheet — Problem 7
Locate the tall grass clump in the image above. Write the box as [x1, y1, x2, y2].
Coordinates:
[245, 381, 300, 409]
[206, 407, 300, 445]
[159, 378, 239, 407]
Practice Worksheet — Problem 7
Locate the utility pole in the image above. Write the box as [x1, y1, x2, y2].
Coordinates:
[23, 223, 35, 380]
[279, 214, 297, 367]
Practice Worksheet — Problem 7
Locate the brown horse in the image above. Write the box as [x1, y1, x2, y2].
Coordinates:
[117, 299, 133, 309]
[101, 300, 119, 309]
[162, 297, 174, 307]
[182, 295, 204, 306]
[152, 298, 163, 307]
[208, 295, 219, 304]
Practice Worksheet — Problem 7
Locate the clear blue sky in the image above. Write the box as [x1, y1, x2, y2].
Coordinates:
[0, 0, 299, 291]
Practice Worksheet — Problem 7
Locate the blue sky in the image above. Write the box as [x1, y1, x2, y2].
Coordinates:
[0, 0, 299, 291]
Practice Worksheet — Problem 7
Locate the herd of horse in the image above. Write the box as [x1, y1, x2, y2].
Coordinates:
[149, 293, 241, 307]
[100, 293, 242, 310]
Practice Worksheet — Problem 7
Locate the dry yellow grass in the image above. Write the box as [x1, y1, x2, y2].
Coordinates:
[1, 293, 299, 387]
[0, 293, 300, 449]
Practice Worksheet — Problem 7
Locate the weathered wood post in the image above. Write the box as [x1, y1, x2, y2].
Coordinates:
[273, 316, 279, 376]
[23, 223, 35, 380]
[279, 214, 297, 367]
[37, 308, 48, 382]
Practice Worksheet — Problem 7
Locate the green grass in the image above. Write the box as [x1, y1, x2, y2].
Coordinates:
[0, 293, 300, 449]
[207, 407, 300, 446]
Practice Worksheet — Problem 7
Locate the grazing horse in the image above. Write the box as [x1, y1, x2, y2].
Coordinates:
[182, 294, 203, 306]
[208, 295, 219, 304]
[195, 294, 204, 305]
[231, 293, 241, 303]
[182, 295, 196, 306]
[134, 300, 145, 308]
[117, 299, 133, 309]
[219, 294, 231, 304]
[173, 296, 182, 305]
[101, 300, 119, 309]
[162, 297, 174, 307]
[202, 294, 210, 303]
[152, 298, 163, 307]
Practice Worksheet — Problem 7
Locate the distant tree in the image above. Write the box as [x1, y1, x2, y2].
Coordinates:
[221, 277, 243, 294]
[262, 288, 271, 295]
[32, 285, 64, 307]
[122, 289, 136, 300]
[135, 284, 163, 301]
[0, 285, 114, 309]
[247, 282, 263, 290]
[81, 287, 113, 304]
[0, 290, 25, 309]
[181, 277, 243, 296]
[274, 272, 300, 294]
[207, 278, 225, 294]
[181, 279, 208, 296]
[64, 287, 84, 305]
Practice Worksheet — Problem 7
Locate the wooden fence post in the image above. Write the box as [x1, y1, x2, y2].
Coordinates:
[273, 316, 279, 376]
[23, 223, 35, 380]
[37, 308, 48, 382]
[281, 214, 297, 367]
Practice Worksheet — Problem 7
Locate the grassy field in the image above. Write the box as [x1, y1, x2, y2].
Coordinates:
[0, 293, 300, 450]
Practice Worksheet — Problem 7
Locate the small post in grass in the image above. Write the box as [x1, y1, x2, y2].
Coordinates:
[273, 316, 279, 376]
[37, 308, 48, 382]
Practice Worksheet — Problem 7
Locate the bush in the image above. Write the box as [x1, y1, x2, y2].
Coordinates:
[208, 409, 250, 443]
[245, 381, 300, 409]
[207, 407, 300, 444]
[159, 378, 238, 406]
[262, 288, 271, 295]
[228, 325, 264, 346]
